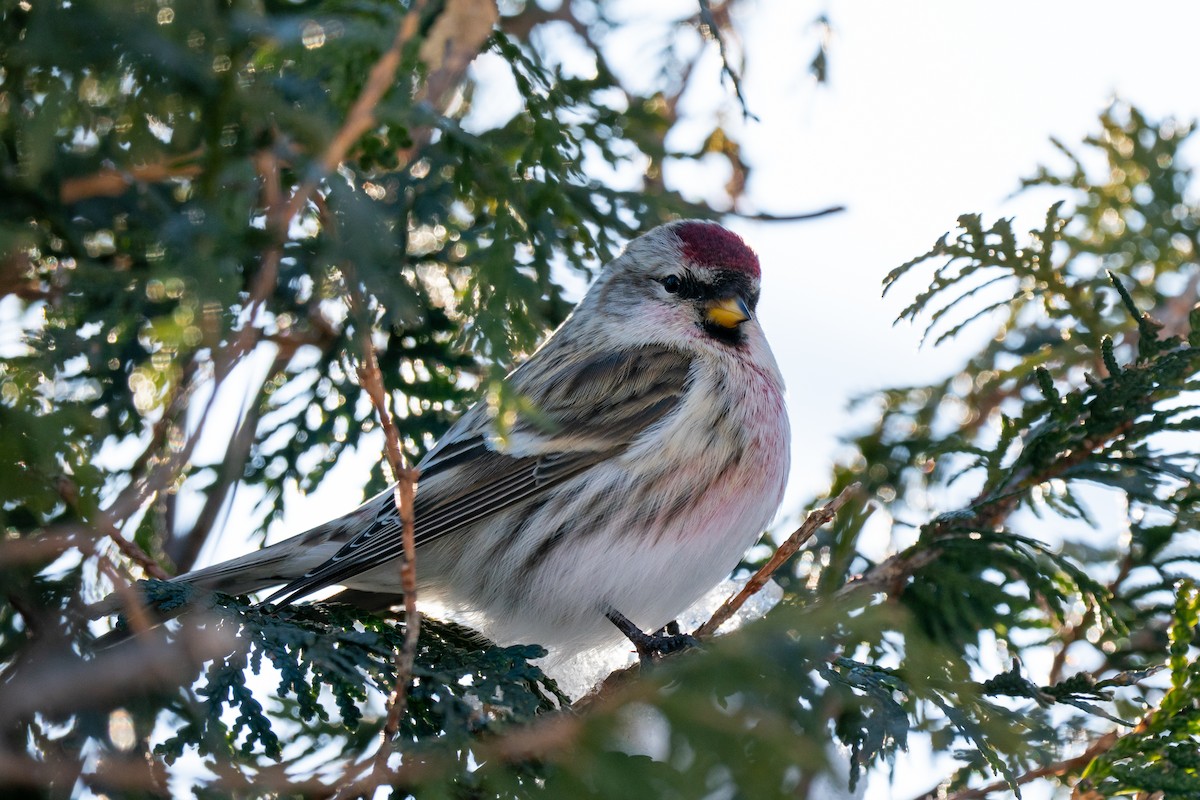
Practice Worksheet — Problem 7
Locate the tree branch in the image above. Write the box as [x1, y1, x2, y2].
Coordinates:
[59, 151, 204, 204]
[169, 347, 293, 573]
[0, 621, 235, 727]
[731, 205, 847, 222]
[695, 483, 859, 638]
[911, 731, 1119, 800]
[697, 0, 757, 120]
[284, 0, 435, 226]
[328, 267, 422, 800]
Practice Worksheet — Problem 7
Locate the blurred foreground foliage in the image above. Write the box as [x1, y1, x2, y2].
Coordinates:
[0, 0, 1198, 795]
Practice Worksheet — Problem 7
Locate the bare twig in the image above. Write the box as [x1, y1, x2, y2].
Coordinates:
[911, 731, 1119, 800]
[832, 547, 941, 602]
[694, 483, 859, 638]
[284, 0, 433, 226]
[0, 622, 235, 725]
[330, 268, 421, 799]
[59, 151, 204, 204]
[732, 205, 847, 223]
[171, 346, 293, 572]
[697, 0, 757, 121]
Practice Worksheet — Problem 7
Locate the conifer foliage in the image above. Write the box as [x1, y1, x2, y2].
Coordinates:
[0, 0, 1197, 796]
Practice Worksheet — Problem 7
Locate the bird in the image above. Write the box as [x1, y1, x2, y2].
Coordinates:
[172, 220, 790, 657]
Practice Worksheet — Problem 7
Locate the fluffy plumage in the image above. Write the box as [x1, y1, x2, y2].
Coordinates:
[177, 220, 790, 654]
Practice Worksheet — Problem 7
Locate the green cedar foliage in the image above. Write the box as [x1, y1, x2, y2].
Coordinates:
[0, 0, 757, 794]
[799, 102, 1200, 796]
[0, 0, 1198, 794]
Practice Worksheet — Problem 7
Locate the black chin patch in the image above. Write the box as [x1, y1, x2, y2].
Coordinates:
[700, 319, 746, 346]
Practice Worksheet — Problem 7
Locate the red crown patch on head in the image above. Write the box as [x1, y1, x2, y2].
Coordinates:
[675, 221, 760, 279]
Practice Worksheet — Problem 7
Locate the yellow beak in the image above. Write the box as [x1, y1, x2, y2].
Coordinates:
[705, 295, 752, 329]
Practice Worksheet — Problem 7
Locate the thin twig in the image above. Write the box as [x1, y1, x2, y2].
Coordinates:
[834, 412, 1140, 605]
[59, 150, 204, 204]
[335, 268, 421, 799]
[697, 0, 757, 121]
[284, 0, 432, 226]
[911, 731, 1118, 800]
[694, 483, 860, 638]
[832, 547, 940, 602]
[172, 346, 292, 572]
[96, 556, 155, 635]
[732, 205, 847, 223]
[90, 151, 287, 594]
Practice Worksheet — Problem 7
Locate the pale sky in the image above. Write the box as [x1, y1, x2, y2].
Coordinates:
[732, 3, 1200, 797]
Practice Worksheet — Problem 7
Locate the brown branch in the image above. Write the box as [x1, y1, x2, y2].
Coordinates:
[0, 745, 343, 797]
[87, 153, 290, 595]
[415, 0, 500, 123]
[326, 269, 421, 800]
[314, 11, 505, 786]
[0, 531, 82, 568]
[911, 731, 1119, 800]
[170, 346, 293, 572]
[834, 411, 1139, 605]
[0, 250, 49, 302]
[319, 6, 426, 176]
[0, 750, 162, 795]
[695, 483, 859, 638]
[832, 547, 941, 602]
[284, 0, 433, 226]
[0, 621, 234, 725]
[496, 1, 580, 39]
[59, 151, 204, 204]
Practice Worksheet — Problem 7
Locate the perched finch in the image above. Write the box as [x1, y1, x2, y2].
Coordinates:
[177, 220, 790, 656]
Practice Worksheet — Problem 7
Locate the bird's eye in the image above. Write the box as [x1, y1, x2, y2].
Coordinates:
[662, 275, 682, 294]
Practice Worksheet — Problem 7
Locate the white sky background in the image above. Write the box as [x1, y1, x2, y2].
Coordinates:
[182, 2, 1200, 798]
[724, 3, 1200, 797]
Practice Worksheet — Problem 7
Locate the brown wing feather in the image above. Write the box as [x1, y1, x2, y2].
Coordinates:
[264, 346, 693, 604]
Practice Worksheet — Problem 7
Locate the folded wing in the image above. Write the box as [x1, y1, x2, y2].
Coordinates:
[262, 345, 694, 605]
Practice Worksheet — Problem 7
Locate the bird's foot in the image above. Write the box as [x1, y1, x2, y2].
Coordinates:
[606, 609, 700, 665]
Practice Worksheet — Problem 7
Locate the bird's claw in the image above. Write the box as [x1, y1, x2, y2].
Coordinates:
[606, 609, 701, 666]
